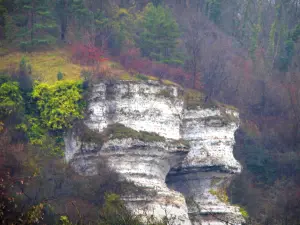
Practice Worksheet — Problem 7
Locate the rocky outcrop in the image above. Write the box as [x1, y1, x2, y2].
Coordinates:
[85, 81, 183, 139]
[167, 108, 243, 225]
[65, 80, 244, 225]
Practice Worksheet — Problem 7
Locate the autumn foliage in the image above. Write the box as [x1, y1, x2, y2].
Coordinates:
[119, 48, 198, 88]
[71, 44, 108, 66]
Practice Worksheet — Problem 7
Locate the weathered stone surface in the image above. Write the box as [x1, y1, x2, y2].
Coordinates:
[85, 80, 184, 139]
[65, 80, 244, 225]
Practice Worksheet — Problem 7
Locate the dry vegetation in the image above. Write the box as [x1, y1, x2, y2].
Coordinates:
[0, 49, 83, 83]
[0, 48, 184, 88]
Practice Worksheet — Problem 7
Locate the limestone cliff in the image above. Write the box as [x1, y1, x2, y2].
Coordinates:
[65, 80, 244, 225]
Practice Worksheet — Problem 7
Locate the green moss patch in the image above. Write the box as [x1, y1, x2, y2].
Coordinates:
[135, 73, 149, 81]
[209, 188, 229, 203]
[107, 123, 165, 142]
[239, 206, 249, 219]
[77, 123, 165, 144]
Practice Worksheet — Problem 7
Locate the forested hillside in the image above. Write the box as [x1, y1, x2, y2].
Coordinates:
[0, 0, 300, 224]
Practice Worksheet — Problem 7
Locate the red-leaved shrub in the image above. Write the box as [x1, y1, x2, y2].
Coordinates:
[71, 44, 108, 66]
[119, 48, 196, 88]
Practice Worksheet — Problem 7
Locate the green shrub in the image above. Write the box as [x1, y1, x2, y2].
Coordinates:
[32, 80, 84, 131]
[0, 81, 23, 118]
[26, 117, 47, 145]
[239, 206, 249, 219]
[99, 193, 169, 225]
[135, 73, 149, 81]
[19, 56, 32, 75]
[57, 71, 64, 81]
[59, 216, 72, 225]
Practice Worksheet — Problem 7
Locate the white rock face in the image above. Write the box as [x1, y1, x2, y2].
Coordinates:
[167, 107, 243, 224]
[181, 108, 241, 172]
[65, 80, 244, 225]
[65, 134, 191, 225]
[102, 139, 191, 225]
[85, 81, 183, 139]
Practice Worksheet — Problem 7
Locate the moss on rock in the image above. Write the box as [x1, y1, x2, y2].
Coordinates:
[107, 123, 165, 142]
[209, 188, 229, 203]
[77, 122, 165, 144]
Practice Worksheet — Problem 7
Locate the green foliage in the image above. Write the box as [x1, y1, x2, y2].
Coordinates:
[107, 123, 165, 142]
[209, 188, 229, 203]
[238, 134, 278, 184]
[0, 80, 23, 118]
[267, 21, 277, 59]
[59, 216, 72, 225]
[277, 23, 300, 71]
[278, 39, 294, 71]
[26, 116, 47, 145]
[99, 193, 141, 225]
[15, 0, 58, 51]
[57, 71, 64, 81]
[32, 80, 84, 131]
[4, 13, 16, 43]
[25, 204, 44, 224]
[19, 56, 32, 75]
[250, 23, 262, 60]
[0, 73, 10, 84]
[0, 0, 7, 26]
[290, 23, 300, 42]
[152, 0, 164, 7]
[135, 73, 148, 81]
[239, 206, 249, 219]
[205, 0, 222, 24]
[70, 0, 91, 28]
[79, 123, 165, 145]
[68, 0, 94, 43]
[139, 3, 182, 65]
[105, 6, 136, 55]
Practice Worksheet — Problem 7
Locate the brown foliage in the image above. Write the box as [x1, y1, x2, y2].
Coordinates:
[119, 47, 195, 87]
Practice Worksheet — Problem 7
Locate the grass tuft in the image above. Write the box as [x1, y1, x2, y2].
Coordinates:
[209, 188, 229, 203]
[239, 206, 249, 219]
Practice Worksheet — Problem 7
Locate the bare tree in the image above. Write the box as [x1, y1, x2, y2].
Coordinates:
[185, 14, 230, 97]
